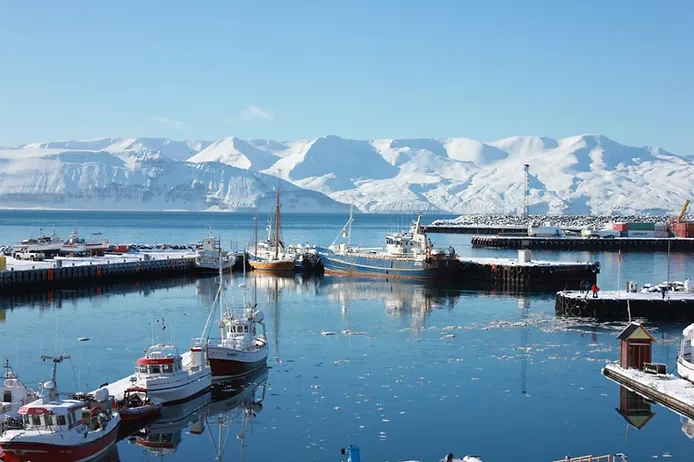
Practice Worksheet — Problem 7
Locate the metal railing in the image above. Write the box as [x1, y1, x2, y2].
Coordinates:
[554, 454, 627, 462]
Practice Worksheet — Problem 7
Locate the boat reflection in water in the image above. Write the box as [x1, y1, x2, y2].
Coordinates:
[207, 367, 268, 461]
[126, 367, 268, 460]
[129, 390, 212, 456]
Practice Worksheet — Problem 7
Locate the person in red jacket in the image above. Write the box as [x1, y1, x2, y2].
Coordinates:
[591, 283, 599, 298]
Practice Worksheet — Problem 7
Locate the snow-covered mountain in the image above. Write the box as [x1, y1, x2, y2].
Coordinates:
[3, 135, 693, 214]
[188, 134, 694, 215]
[0, 139, 348, 212]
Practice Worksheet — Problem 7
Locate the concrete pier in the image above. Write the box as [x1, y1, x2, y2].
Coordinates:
[0, 252, 197, 293]
[556, 290, 694, 321]
[472, 235, 694, 252]
[603, 363, 694, 419]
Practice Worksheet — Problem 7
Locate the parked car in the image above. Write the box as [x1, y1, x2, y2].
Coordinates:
[15, 251, 45, 261]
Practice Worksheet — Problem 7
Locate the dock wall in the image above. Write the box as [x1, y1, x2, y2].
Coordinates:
[472, 236, 694, 252]
[0, 257, 197, 293]
[555, 291, 694, 321]
[459, 261, 597, 292]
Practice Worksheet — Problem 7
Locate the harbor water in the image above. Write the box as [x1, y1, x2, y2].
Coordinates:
[1, 210, 694, 461]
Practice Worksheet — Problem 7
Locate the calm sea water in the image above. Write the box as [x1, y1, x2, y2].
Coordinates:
[1, 210, 694, 461]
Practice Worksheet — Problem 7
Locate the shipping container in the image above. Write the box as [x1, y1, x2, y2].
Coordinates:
[614, 223, 628, 231]
[528, 226, 561, 237]
[654, 223, 668, 231]
[627, 222, 656, 231]
[653, 231, 670, 238]
[627, 230, 657, 237]
[598, 230, 621, 238]
[0, 256, 5, 271]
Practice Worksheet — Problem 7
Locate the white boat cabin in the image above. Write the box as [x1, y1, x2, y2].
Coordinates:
[136, 344, 184, 377]
[384, 215, 432, 256]
[219, 310, 265, 349]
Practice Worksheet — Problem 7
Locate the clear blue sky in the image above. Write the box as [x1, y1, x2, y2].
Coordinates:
[1, 1, 692, 154]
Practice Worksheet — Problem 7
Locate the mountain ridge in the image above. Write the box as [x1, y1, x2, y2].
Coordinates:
[3, 134, 693, 214]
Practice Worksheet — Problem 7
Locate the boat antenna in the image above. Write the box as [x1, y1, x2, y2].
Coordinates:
[41, 353, 70, 402]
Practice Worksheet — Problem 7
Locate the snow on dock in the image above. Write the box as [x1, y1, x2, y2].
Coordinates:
[471, 235, 694, 252]
[556, 290, 694, 321]
[3, 250, 194, 272]
[603, 363, 694, 419]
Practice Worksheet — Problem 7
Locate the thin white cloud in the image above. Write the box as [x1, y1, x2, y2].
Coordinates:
[152, 116, 186, 129]
[238, 104, 272, 121]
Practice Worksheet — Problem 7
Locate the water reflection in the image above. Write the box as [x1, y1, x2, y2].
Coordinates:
[617, 385, 655, 437]
[124, 368, 269, 460]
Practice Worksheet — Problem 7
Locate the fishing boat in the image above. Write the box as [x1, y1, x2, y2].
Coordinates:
[0, 355, 120, 462]
[196, 261, 268, 379]
[677, 323, 694, 381]
[60, 228, 110, 256]
[126, 320, 212, 406]
[248, 179, 295, 272]
[194, 231, 234, 273]
[317, 209, 459, 280]
[13, 228, 63, 257]
[0, 360, 36, 426]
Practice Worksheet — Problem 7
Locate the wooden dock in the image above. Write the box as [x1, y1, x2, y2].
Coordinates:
[603, 363, 694, 420]
[472, 235, 694, 252]
[556, 290, 694, 321]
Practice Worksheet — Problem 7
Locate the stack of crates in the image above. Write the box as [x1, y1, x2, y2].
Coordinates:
[673, 222, 694, 238]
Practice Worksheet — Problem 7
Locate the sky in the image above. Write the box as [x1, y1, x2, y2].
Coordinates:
[1, 0, 693, 154]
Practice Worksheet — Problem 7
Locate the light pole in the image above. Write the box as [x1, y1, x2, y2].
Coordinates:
[524, 164, 530, 218]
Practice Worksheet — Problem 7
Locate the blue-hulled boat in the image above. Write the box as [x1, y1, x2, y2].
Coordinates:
[317, 210, 459, 280]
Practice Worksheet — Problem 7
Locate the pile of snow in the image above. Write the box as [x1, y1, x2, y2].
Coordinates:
[429, 214, 676, 229]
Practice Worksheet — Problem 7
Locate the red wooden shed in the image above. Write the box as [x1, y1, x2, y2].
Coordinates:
[617, 322, 656, 370]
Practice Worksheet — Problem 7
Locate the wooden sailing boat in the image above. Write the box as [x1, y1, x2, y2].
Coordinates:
[248, 177, 295, 272]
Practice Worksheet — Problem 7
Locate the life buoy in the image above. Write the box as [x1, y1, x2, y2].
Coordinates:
[570, 304, 581, 316]
[591, 264, 597, 273]
[595, 262, 601, 272]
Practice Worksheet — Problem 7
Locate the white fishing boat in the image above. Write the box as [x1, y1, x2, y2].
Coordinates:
[0, 360, 37, 425]
[128, 323, 212, 406]
[13, 228, 63, 257]
[195, 231, 234, 273]
[0, 355, 120, 462]
[196, 261, 268, 379]
[60, 228, 110, 256]
[677, 323, 694, 381]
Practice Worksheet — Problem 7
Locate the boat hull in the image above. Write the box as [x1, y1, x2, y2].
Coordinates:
[0, 419, 118, 462]
[318, 250, 460, 280]
[145, 371, 212, 406]
[678, 356, 694, 381]
[248, 260, 295, 272]
[207, 345, 269, 379]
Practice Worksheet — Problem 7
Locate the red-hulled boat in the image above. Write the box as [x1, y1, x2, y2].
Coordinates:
[0, 355, 120, 462]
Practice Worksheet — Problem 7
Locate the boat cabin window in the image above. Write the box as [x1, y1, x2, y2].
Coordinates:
[3, 391, 11, 402]
[44, 414, 55, 426]
[31, 415, 41, 426]
[57, 415, 67, 426]
[149, 365, 161, 374]
[162, 364, 173, 374]
[67, 412, 74, 425]
[244, 325, 249, 333]
[138, 365, 147, 373]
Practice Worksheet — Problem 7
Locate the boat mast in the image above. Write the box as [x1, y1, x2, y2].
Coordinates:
[274, 175, 281, 261]
[41, 354, 69, 402]
[253, 214, 258, 256]
[347, 203, 353, 248]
